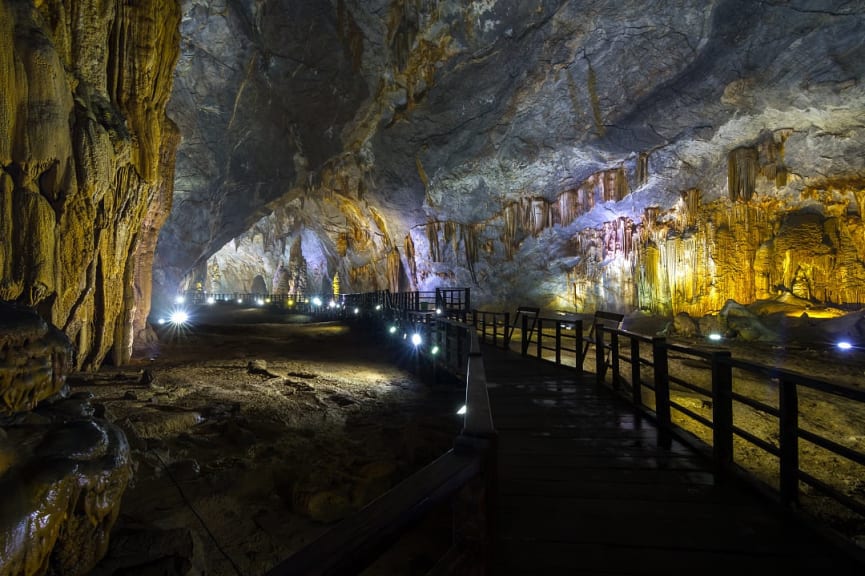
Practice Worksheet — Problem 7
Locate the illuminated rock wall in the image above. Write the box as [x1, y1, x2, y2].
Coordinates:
[162, 1, 865, 321]
[0, 0, 180, 369]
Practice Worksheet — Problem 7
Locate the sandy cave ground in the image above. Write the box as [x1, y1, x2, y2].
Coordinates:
[76, 307, 465, 576]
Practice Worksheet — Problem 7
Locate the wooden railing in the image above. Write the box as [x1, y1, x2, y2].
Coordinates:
[266, 305, 495, 575]
[596, 324, 865, 560]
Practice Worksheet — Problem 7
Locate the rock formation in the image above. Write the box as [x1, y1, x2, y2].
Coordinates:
[0, 302, 132, 576]
[1, 0, 180, 369]
[157, 0, 865, 325]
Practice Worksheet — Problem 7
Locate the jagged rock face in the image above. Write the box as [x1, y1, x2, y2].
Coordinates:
[0, 0, 180, 369]
[160, 0, 865, 318]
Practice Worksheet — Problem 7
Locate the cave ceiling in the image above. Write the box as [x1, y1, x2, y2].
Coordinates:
[157, 0, 865, 313]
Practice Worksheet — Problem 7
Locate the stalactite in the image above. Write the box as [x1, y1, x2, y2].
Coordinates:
[502, 202, 518, 260]
[461, 224, 478, 284]
[426, 221, 441, 262]
[728, 147, 758, 202]
[387, 248, 401, 293]
[637, 152, 649, 187]
[404, 233, 417, 286]
[444, 221, 457, 255]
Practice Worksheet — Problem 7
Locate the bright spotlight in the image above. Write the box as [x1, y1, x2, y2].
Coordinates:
[328, 300, 337, 309]
[206, 296, 215, 305]
[265, 298, 271, 303]
[435, 308, 442, 315]
[312, 297, 323, 307]
[708, 333, 723, 341]
[287, 299, 295, 307]
[354, 308, 360, 314]
[388, 325, 397, 334]
[411, 333, 422, 346]
[837, 341, 853, 351]
[431, 345, 440, 355]
[237, 298, 243, 304]
[375, 304, 382, 311]
[456, 405, 467, 415]
[157, 318, 166, 325]
[169, 310, 189, 325]
[256, 298, 264, 306]
[175, 295, 185, 304]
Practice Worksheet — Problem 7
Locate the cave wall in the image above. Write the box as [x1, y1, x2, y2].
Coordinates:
[167, 0, 865, 319]
[1, 0, 181, 369]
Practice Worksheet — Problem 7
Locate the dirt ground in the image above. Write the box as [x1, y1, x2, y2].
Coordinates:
[78, 307, 464, 576]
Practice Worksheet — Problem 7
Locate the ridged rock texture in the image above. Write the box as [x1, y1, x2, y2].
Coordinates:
[156, 0, 865, 329]
[0, 0, 180, 370]
[0, 302, 132, 576]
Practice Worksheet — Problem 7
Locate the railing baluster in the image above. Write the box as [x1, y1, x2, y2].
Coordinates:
[555, 321, 561, 365]
[595, 324, 605, 386]
[630, 337, 641, 406]
[536, 318, 543, 360]
[610, 331, 620, 389]
[711, 351, 733, 476]
[521, 314, 529, 356]
[503, 312, 510, 350]
[652, 336, 671, 449]
[779, 377, 799, 506]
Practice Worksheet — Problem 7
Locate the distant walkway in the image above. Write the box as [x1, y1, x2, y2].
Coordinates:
[481, 344, 861, 575]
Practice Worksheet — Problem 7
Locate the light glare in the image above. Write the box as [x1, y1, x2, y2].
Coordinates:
[169, 310, 189, 325]
[457, 405, 467, 415]
[431, 345, 439, 355]
[206, 296, 215, 305]
[312, 297, 323, 306]
[708, 333, 722, 341]
[175, 295, 185, 304]
[837, 341, 853, 350]
[411, 333, 422, 346]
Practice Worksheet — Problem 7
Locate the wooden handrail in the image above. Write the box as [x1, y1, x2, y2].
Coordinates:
[265, 450, 481, 576]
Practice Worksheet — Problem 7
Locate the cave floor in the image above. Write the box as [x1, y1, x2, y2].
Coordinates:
[76, 307, 463, 576]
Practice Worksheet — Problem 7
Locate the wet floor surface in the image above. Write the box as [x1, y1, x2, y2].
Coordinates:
[480, 345, 862, 576]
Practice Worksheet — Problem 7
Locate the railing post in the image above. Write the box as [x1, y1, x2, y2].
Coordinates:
[595, 324, 605, 386]
[652, 336, 672, 448]
[480, 312, 486, 345]
[521, 314, 529, 357]
[779, 377, 799, 506]
[536, 318, 543, 359]
[630, 338, 641, 406]
[503, 312, 510, 350]
[610, 331, 620, 390]
[464, 288, 471, 318]
[711, 351, 733, 476]
[492, 314, 498, 348]
[574, 320, 583, 375]
[555, 321, 562, 365]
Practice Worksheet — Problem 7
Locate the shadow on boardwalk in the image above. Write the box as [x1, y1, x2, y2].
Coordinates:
[481, 344, 862, 576]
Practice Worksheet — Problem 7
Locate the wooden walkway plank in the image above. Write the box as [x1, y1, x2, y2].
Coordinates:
[479, 344, 862, 576]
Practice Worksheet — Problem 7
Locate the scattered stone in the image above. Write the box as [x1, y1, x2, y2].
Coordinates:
[327, 393, 356, 407]
[673, 312, 699, 337]
[288, 371, 317, 379]
[124, 391, 139, 401]
[247, 359, 280, 378]
[140, 369, 155, 387]
[128, 410, 202, 439]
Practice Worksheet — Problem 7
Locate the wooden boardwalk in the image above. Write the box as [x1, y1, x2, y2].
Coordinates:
[481, 344, 862, 576]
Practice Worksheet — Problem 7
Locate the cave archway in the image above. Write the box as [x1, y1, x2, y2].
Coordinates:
[251, 274, 268, 295]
